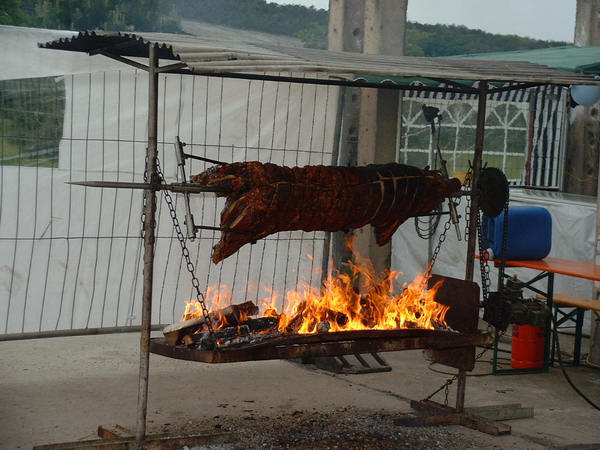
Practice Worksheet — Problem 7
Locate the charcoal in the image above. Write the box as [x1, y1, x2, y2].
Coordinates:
[198, 334, 216, 351]
[317, 321, 331, 333]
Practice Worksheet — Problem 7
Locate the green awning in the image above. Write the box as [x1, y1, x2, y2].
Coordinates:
[451, 46, 600, 76]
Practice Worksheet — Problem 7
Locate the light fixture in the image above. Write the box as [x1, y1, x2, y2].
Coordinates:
[571, 84, 600, 107]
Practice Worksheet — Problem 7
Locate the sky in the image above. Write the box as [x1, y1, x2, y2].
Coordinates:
[270, 0, 577, 43]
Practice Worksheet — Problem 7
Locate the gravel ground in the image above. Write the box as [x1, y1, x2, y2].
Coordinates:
[169, 407, 515, 450]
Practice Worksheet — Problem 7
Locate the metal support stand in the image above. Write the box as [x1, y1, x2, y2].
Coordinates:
[455, 370, 467, 413]
[459, 81, 489, 414]
[135, 44, 159, 449]
[394, 399, 532, 436]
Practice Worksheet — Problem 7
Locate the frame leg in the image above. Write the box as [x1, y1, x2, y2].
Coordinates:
[551, 304, 558, 367]
[456, 370, 467, 413]
[544, 273, 554, 371]
[574, 309, 585, 366]
[135, 44, 160, 449]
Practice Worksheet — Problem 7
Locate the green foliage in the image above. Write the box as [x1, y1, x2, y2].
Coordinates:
[172, 0, 567, 55]
[0, 0, 28, 25]
[0, 77, 65, 167]
[1, 0, 568, 56]
[12, 0, 180, 32]
[174, 0, 327, 47]
[406, 22, 567, 57]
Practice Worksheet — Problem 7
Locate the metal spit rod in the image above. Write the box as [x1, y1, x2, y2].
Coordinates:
[68, 180, 471, 198]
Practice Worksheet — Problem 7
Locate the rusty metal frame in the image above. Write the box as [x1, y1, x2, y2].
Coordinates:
[135, 43, 159, 449]
[149, 329, 491, 364]
[50, 36, 496, 445]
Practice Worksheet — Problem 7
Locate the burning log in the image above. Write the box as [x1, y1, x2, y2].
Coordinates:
[163, 301, 259, 345]
[191, 317, 280, 350]
[283, 307, 349, 334]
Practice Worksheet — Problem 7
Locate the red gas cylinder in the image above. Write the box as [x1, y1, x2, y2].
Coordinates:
[512, 324, 545, 369]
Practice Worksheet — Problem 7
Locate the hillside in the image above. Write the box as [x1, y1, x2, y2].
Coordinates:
[1, 0, 569, 56]
[173, 0, 569, 55]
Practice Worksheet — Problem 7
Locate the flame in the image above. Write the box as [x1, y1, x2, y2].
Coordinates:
[181, 256, 449, 334]
[275, 261, 448, 334]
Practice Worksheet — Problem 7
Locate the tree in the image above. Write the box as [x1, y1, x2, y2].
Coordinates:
[0, 0, 28, 25]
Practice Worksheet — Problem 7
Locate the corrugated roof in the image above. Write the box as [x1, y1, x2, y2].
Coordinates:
[39, 31, 600, 86]
[453, 46, 600, 76]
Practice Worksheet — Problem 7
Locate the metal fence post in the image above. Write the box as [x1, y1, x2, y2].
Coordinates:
[136, 43, 159, 449]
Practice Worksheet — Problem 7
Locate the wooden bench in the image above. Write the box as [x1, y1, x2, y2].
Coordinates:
[551, 293, 600, 311]
[537, 293, 600, 366]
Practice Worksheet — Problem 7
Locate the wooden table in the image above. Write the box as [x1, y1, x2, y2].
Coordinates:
[501, 258, 600, 282]
[492, 257, 600, 374]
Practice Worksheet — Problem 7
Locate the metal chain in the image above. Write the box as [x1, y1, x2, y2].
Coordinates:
[140, 153, 149, 239]
[425, 163, 473, 275]
[497, 199, 511, 290]
[427, 217, 452, 276]
[423, 162, 492, 406]
[463, 163, 473, 241]
[477, 210, 492, 305]
[423, 346, 491, 405]
[140, 154, 214, 336]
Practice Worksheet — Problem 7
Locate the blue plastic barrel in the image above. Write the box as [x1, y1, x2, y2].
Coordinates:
[483, 206, 552, 260]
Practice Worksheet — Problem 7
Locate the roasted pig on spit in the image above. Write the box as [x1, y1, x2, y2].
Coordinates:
[192, 162, 462, 263]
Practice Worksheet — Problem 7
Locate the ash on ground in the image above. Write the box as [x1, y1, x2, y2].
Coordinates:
[173, 407, 506, 450]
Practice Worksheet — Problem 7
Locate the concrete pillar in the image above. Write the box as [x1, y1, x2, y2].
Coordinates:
[329, 0, 407, 279]
[573, 0, 600, 367]
[575, 0, 600, 46]
[565, 0, 600, 196]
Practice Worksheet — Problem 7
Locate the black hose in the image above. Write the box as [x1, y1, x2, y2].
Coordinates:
[552, 315, 600, 411]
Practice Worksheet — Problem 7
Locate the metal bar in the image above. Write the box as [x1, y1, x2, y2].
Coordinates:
[543, 273, 554, 372]
[0, 325, 166, 342]
[456, 369, 467, 413]
[465, 81, 489, 282]
[67, 180, 228, 194]
[574, 309, 585, 365]
[157, 62, 188, 73]
[487, 82, 548, 94]
[459, 81, 488, 419]
[149, 331, 491, 364]
[96, 50, 149, 71]
[492, 329, 501, 374]
[169, 68, 481, 95]
[428, 78, 478, 91]
[194, 225, 252, 235]
[184, 153, 225, 165]
[135, 43, 159, 449]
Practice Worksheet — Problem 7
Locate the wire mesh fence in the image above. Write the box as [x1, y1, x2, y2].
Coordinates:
[0, 70, 567, 337]
[0, 70, 337, 334]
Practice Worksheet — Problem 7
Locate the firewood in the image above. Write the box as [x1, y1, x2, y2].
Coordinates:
[163, 301, 259, 345]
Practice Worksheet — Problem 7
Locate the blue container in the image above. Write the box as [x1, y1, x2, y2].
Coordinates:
[483, 206, 552, 260]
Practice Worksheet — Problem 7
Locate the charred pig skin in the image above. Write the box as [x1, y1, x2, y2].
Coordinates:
[191, 162, 461, 263]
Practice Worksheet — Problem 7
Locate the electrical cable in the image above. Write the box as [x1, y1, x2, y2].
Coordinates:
[552, 315, 600, 411]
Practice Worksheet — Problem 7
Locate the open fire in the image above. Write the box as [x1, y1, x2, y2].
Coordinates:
[172, 254, 449, 348]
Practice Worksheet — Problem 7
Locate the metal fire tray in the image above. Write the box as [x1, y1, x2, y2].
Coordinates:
[149, 329, 491, 364]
